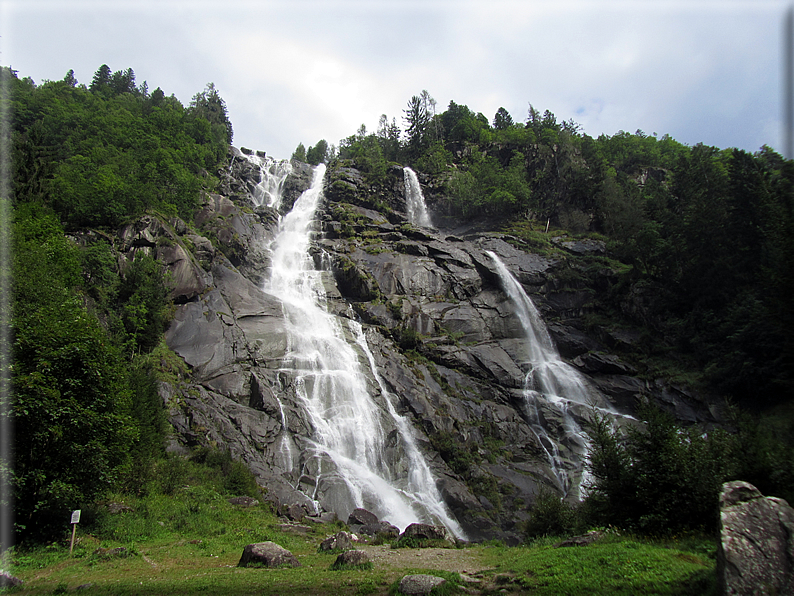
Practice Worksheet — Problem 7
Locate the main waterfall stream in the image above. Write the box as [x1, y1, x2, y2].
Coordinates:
[488, 251, 604, 498]
[264, 163, 463, 537]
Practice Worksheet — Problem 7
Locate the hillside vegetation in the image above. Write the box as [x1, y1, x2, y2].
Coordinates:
[3, 66, 793, 562]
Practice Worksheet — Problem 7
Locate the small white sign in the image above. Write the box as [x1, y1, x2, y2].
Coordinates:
[71, 509, 81, 524]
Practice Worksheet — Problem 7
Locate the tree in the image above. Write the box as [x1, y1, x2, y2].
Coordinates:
[306, 139, 329, 165]
[89, 64, 111, 93]
[493, 107, 514, 130]
[404, 93, 432, 157]
[63, 69, 77, 87]
[585, 402, 734, 534]
[188, 82, 233, 145]
[11, 205, 136, 541]
[110, 67, 136, 95]
[292, 142, 307, 162]
[376, 114, 401, 162]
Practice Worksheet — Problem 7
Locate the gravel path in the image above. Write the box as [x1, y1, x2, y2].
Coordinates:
[357, 544, 493, 575]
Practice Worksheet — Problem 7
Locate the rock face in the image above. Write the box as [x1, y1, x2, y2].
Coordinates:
[118, 147, 726, 543]
[717, 481, 794, 596]
[238, 541, 301, 568]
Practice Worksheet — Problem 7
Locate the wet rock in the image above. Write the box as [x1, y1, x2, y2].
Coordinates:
[573, 352, 636, 375]
[717, 481, 794, 596]
[348, 508, 379, 526]
[399, 523, 450, 542]
[238, 541, 301, 568]
[358, 521, 400, 538]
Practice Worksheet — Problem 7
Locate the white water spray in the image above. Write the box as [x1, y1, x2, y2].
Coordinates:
[245, 154, 293, 208]
[487, 251, 595, 497]
[403, 167, 433, 228]
[266, 164, 463, 536]
[353, 324, 465, 538]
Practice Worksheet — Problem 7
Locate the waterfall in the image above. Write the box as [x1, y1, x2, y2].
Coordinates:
[403, 167, 433, 228]
[353, 323, 465, 538]
[487, 251, 596, 498]
[266, 164, 463, 537]
[245, 154, 293, 208]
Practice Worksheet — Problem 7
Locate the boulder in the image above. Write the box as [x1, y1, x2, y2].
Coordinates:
[398, 574, 447, 595]
[0, 572, 23, 588]
[238, 541, 301, 568]
[319, 531, 354, 552]
[347, 507, 379, 526]
[399, 523, 450, 542]
[555, 530, 604, 548]
[717, 481, 794, 596]
[228, 496, 259, 508]
[329, 549, 372, 570]
[285, 503, 306, 522]
[359, 521, 400, 538]
[107, 501, 133, 514]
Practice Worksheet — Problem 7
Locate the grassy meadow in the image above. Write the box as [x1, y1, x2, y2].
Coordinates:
[1, 485, 717, 595]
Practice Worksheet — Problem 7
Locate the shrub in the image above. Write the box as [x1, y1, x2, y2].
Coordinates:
[524, 487, 578, 538]
[584, 402, 733, 534]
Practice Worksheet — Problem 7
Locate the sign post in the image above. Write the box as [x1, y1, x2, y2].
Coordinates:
[69, 510, 80, 556]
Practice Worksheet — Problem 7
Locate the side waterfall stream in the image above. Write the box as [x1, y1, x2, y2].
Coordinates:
[403, 167, 433, 228]
[260, 162, 464, 537]
[488, 251, 602, 498]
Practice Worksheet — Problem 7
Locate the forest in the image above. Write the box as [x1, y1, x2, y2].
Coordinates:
[3, 67, 793, 547]
[306, 91, 794, 412]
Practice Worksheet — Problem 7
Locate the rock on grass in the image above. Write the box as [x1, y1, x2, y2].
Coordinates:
[237, 541, 301, 568]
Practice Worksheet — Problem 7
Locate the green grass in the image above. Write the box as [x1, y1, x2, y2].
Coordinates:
[475, 534, 717, 595]
[3, 486, 717, 595]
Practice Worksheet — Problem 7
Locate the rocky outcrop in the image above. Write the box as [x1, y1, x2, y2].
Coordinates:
[319, 531, 354, 552]
[112, 147, 725, 543]
[399, 523, 451, 543]
[0, 572, 23, 588]
[329, 550, 372, 570]
[398, 574, 447, 595]
[238, 541, 301, 568]
[717, 481, 794, 596]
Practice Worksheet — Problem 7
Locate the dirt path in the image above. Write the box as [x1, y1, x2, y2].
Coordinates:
[357, 544, 493, 574]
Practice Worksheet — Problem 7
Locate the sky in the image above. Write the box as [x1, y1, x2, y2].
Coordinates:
[0, 0, 790, 160]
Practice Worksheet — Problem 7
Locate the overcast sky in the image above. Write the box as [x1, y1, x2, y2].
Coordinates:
[1, 0, 789, 160]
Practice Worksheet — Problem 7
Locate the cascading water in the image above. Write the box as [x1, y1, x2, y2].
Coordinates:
[353, 323, 464, 538]
[487, 251, 601, 498]
[244, 154, 293, 208]
[403, 167, 433, 228]
[265, 163, 463, 537]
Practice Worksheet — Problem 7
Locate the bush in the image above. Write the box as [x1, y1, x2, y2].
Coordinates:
[524, 487, 578, 538]
[584, 402, 732, 534]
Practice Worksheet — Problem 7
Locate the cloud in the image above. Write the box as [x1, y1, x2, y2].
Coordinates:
[2, 0, 789, 156]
